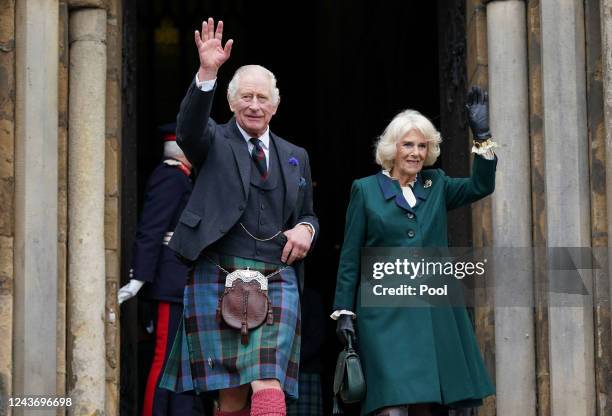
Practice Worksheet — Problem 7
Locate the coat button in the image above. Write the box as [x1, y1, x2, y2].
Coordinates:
[407, 229, 415, 238]
[220, 228, 226, 234]
[238, 204, 245, 211]
[406, 212, 415, 219]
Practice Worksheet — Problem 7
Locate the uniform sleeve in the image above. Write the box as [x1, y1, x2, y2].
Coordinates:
[444, 154, 497, 211]
[130, 169, 189, 282]
[333, 180, 367, 311]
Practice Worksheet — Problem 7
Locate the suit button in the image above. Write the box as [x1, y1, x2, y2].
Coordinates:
[406, 212, 415, 219]
[220, 228, 226, 234]
[238, 205, 245, 211]
[261, 204, 265, 210]
[407, 229, 415, 238]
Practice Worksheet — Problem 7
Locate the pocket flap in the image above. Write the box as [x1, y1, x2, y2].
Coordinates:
[179, 210, 201, 228]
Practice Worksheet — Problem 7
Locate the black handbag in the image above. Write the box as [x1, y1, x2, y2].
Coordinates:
[333, 333, 366, 414]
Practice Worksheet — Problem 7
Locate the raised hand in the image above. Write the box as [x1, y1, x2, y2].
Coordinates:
[466, 86, 491, 141]
[195, 17, 233, 81]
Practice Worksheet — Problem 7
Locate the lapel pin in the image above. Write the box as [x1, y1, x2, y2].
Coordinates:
[288, 157, 299, 166]
[424, 179, 432, 188]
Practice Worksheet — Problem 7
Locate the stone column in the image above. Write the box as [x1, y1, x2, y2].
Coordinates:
[0, 0, 16, 411]
[13, 1, 59, 413]
[486, 2, 536, 415]
[540, 0, 595, 415]
[57, 2, 69, 414]
[67, 8, 107, 415]
[602, 0, 612, 357]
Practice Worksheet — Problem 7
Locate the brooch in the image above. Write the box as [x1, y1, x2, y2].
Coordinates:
[288, 157, 299, 166]
[424, 179, 432, 188]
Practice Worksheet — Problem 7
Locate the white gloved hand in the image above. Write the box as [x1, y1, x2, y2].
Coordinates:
[118, 279, 145, 304]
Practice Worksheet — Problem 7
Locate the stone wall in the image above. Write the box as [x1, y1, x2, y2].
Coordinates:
[465, 1, 496, 415]
[105, 0, 122, 413]
[467, 0, 612, 414]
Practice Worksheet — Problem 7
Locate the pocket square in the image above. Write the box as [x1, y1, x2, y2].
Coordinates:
[298, 177, 307, 187]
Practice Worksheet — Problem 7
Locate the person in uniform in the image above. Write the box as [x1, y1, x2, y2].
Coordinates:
[159, 18, 318, 416]
[118, 124, 205, 416]
[333, 87, 498, 416]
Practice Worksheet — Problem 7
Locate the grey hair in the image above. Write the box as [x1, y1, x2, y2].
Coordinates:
[374, 109, 442, 170]
[163, 141, 185, 159]
[227, 65, 280, 106]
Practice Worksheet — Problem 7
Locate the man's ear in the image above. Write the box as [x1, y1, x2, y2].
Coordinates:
[227, 95, 235, 112]
[272, 98, 280, 115]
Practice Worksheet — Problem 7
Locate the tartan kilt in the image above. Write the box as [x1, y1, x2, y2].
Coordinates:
[286, 372, 324, 416]
[159, 254, 301, 399]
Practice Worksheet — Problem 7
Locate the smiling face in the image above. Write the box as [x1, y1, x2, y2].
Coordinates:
[391, 129, 428, 184]
[228, 70, 278, 138]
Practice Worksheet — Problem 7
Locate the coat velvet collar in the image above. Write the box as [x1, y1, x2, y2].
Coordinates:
[376, 171, 429, 214]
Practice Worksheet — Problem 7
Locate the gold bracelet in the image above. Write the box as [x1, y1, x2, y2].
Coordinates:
[472, 138, 499, 154]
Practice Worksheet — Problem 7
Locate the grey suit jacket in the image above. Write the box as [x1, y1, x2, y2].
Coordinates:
[169, 81, 319, 286]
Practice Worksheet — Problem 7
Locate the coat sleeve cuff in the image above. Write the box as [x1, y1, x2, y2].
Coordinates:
[330, 310, 356, 320]
[297, 222, 316, 242]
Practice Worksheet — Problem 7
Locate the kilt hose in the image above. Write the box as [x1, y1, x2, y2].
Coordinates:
[160, 254, 301, 399]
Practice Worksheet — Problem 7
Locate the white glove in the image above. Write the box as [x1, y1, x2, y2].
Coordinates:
[118, 279, 145, 304]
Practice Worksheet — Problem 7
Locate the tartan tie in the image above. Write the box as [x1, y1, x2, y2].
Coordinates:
[249, 138, 268, 180]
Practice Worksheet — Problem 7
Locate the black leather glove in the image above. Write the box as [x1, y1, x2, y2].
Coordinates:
[336, 314, 356, 346]
[466, 86, 491, 141]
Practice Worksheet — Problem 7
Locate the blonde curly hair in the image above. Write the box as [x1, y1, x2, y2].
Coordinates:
[374, 109, 442, 170]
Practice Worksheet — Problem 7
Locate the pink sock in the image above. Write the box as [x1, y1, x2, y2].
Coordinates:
[250, 388, 286, 416]
[214, 407, 251, 416]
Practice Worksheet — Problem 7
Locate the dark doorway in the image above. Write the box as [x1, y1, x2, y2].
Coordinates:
[121, 1, 470, 414]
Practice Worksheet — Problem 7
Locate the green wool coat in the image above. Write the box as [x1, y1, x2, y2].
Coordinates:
[333, 155, 497, 415]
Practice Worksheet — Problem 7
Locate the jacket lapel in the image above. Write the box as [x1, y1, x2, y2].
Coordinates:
[376, 172, 418, 215]
[412, 173, 430, 205]
[273, 134, 299, 223]
[226, 118, 251, 197]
